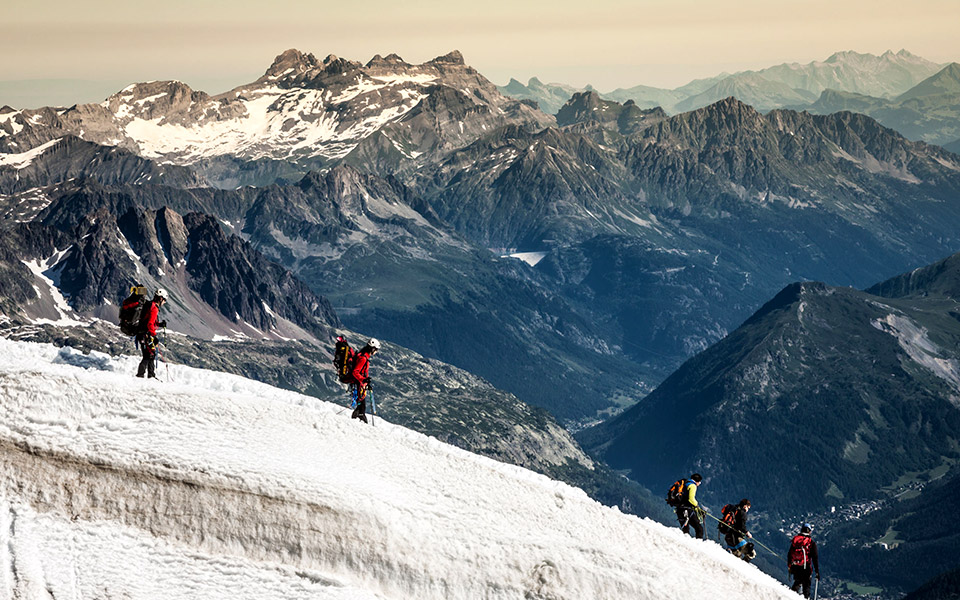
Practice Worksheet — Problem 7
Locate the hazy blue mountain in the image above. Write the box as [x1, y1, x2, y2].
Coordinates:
[600, 84, 690, 113]
[897, 62, 960, 101]
[756, 49, 943, 99]
[674, 72, 818, 112]
[801, 63, 960, 145]
[497, 50, 943, 115]
[497, 77, 586, 115]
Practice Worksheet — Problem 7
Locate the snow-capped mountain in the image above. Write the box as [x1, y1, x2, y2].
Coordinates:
[1, 50, 552, 187]
[0, 337, 797, 599]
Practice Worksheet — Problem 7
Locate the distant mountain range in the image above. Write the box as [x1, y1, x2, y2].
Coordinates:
[799, 62, 960, 145]
[498, 50, 944, 114]
[0, 50, 551, 188]
[4, 50, 960, 431]
[498, 50, 960, 147]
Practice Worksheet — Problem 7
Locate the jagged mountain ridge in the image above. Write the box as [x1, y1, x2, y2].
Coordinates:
[0, 50, 553, 187]
[415, 96, 960, 265]
[203, 165, 655, 422]
[0, 162, 652, 422]
[0, 135, 204, 195]
[0, 189, 340, 341]
[556, 91, 668, 135]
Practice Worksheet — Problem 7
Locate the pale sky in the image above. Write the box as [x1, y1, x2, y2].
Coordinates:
[2, 0, 959, 107]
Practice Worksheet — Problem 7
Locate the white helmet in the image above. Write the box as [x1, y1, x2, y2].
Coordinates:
[155, 288, 167, 300]
[369, 338, 381, 350]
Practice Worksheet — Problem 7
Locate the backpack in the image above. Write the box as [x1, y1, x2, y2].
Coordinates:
[789, 534, 813, 569]
[666, 479, 687, 506]
[719, 504, 738, 535]
[333, 336, 357, 384]
[119, 285, 148, 336]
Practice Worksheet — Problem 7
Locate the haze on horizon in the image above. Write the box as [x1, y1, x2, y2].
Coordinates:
[2, 0, 959, 108]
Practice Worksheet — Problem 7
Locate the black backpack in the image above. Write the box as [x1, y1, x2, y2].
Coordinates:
[666, 479, 687, 506]
[333, 336, 357, 384]
[119, 285, 148, 336]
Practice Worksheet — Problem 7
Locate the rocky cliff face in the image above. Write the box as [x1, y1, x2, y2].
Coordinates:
[0, 136, 203, 194]
[0, 190, 340, 342]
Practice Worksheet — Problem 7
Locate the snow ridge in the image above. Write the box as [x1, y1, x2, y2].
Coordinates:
[0, 339, 796, 599]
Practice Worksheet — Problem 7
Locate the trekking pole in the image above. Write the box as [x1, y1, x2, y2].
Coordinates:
[369, 388, 376, 427]
[162, 326, 170, 382]
[813, 576, 819, 600]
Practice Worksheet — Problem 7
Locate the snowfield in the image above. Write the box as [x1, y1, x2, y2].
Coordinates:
[0, 338, 797, 599]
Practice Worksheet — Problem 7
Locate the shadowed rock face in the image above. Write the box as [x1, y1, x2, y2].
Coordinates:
[579, 264, 960, 518]
[0, 191, 341, 342]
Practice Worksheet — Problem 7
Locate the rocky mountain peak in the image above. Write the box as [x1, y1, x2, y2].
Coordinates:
[555, 91, 610, 127]
[430, 50, 465, 65]
[264, 48, 321, 78]
[110, 80, 199, 102]
[695, 96, 763, 122]
[663, 96, 766, 138]
[365, 53, 409, 68]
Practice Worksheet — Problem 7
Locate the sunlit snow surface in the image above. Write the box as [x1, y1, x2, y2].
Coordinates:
[0, 138, 61, 169]
[0, 339, 796, 599]
[121, 82, 428, 163]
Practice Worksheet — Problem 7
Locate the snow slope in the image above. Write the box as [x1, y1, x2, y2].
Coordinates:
[0, 338, 797, 599]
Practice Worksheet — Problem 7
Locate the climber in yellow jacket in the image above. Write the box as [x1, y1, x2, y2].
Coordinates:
[676, 473, 706, 539]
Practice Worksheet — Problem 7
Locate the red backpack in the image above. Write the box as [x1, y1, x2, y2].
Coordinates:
[789, 534, 813, 568]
